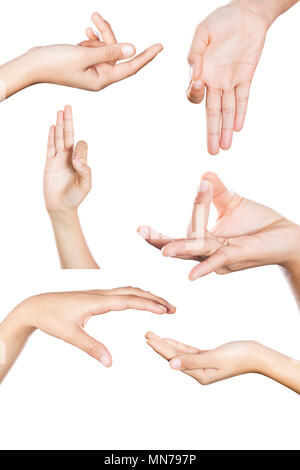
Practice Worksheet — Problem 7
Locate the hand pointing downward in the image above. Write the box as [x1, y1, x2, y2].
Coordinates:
[0, 287, 175, 380]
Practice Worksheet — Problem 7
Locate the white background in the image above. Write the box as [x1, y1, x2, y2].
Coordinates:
[0, 0, 300, 451]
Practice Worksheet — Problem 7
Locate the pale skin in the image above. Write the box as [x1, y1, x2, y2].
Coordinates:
[0, 12, 163, 101]
[187, 0, 299, 154]
[145, 332, 300, 395]
[137, 172, 300, 308]
[0, 288, 176, 383]
[44, 105, 98, 269]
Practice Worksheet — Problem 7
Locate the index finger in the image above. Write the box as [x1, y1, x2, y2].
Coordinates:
[91, 294, 174, 315]
[187, 179, 213, 238]
[137, 225, 174, 250]
[110, 44, 163, 83]
[91, 12, 117, 44]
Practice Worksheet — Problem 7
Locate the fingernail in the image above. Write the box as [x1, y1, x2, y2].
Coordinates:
[100, 355, 111, 367]
[93, 30, 100, 38]
[162, 248, 176, 257]
[193, 79, 203, 90]
[190, 65, 194, 79]
[122, 45, 135, 58]
[170, 358, 181, 370]
[73, 158, 84, 169]
[137, 227, 148, 240]
[199, 180, 209, 192]
[156, 305, 168, 314]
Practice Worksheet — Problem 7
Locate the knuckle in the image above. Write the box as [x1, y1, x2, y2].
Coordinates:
[199, 377, 210, 386]
[206, 108, 220, 118]
[222, 107, 235, 115]
[87, 342, 101, 359]
[105, 47, 117, 62]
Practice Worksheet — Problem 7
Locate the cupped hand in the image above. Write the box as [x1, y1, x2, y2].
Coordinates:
[44, 105, 91, 212]
[146, 332, 261, 385]
[187, 1, 269, 154]
[29, 12, 163, 92]
[16, 288, 176, 367]
[138, 172, 300, 281]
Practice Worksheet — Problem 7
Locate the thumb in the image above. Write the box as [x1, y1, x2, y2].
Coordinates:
[201, 172, 241, 215]
[73, 141, 91, 189]
[187, 25, 208, 104]
[71, 327, 112, 367]
[187, 178, 213, 239]
[82, 43, 136, 66]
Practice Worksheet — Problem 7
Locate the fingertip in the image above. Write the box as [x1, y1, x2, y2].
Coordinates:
[207, 145, 220, 156]
[170, 358, 181, 370]
[64, 105, 73, 117]
[99, 354, 112, 368]
[145, 331, 158, 340]
[201, 171, 218, 184]
[219, 141, 232, 151]
[137, 225, 149, 240]
[234, 122, 243, 132]
[92, 11, 100, 20]
[153, 43, 164, 52]
[121, 44, 136, 58]
[188, 270, 198, 281]
[161, 246, 176, 257]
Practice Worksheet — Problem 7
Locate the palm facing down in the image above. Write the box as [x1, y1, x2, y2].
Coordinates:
[188, 2, 269, 154]
[44, 105, 91, 212]
[138, 172, 300, 281]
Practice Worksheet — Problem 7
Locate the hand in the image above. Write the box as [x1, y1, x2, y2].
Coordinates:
[13, 288, 176, 367]
[29, 12, 163, 92]
[138, 172, 300, 281]
[146, 332, 261, 385]
[44, 105, 91, 213]
[187, 0, 270, 154]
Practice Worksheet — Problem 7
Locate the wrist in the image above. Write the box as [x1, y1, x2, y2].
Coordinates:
[48, 208, 79, 225]
[230, 0, 279, 28]
[248, 341, 271, 375]
[0, 52, 40, 100]
[2, 302, 36, 341]
[280, 225, 300, 274]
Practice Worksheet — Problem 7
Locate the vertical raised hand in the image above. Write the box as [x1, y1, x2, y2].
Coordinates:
[44, 106, 99, 269]
[44, 105, 91, 213]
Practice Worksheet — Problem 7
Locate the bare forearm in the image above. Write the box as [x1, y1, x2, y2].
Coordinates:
[0, 308, 34, 383]
[255, 344, 300, 394]
[0, 52, 39, 101]
[231, 0, 299, 26]
[49, 210, 99, 269]
[281, 257, 300, 310]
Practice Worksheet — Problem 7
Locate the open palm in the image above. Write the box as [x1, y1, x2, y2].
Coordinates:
[138, 172, 300, 281]
[187, 2, 268, 154]
[146, 332, 259, 386]
[44, 106, 91, 212]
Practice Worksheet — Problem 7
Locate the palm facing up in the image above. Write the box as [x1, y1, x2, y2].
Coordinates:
[44, 105, 91, 212]
[146, 332, 260, 386]
[187, 2, 269, 154]
[138, 172, 300, 281]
